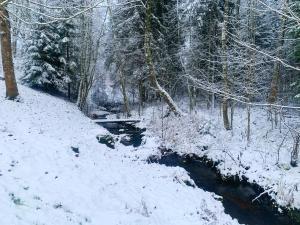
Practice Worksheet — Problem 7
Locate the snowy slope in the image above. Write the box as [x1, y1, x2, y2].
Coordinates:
[0, 81, 240, 225]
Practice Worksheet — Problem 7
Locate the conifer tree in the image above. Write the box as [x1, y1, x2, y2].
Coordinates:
[23, 15, 65, 92]
[23, 14, 78, 96]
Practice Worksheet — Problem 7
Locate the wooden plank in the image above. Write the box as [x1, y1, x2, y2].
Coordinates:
[94, 119, 141, 123]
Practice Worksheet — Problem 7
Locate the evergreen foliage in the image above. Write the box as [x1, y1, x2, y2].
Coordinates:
[23, 13, 78, 96]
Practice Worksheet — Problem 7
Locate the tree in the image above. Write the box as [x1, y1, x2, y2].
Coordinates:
[57, 18, 79, 100]
[22, 14, 69, 94]
[0, 1, 19, 99]
[222, 0, 231, 130]
[153, 0, 184, 96]
[268, 0, 289, 105]
[22, 5, 80, 98]
[105, 0, 183, 115]
[145, 0, 182, 115]
[105, 0, 146, 116]
[77, 0, 105, 112]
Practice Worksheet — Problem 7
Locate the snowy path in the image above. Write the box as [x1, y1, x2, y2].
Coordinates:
[0, 82, 239, 225]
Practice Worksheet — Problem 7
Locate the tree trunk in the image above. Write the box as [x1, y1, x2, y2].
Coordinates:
[144, 0, 182, 116]
[247, 104, 251, 143]
[119, 67, 131, 117]
[222, 0, 231, 130]
[77, 77, 87, 111]
[291, 134, 300, 167]
[222, 99, 230, 130]
[76, 5, 98, 113]
[138, 79, 145, 116]
[268, 0, 288, 104]
[245, 0, 257, 141]
[68, 83, 71, 100]
[0, 4, 19, 99]
[268, 60, 281, 105]
[236, 0, 241, 26]
[187, 82, 197, 113]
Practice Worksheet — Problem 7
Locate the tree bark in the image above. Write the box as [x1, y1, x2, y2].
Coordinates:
[76, 4, 98, 113]
[119, 66, 131, 117]
[222, 0, 231, 130]
[291, 134, 300, 167]
[0, 4, 19, 99]
[268, 0, 288, 104]
[236, 0, 241, 21]
[144, 0, 182, 116]
[138, 78, 146, 116]
[245, 0, 257, 141]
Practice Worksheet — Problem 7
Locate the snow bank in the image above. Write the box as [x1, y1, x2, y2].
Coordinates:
[0, 82, 239, 225]
[143, 104, 300, 210]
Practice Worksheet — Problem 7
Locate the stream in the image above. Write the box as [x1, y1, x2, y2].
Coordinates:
[148, 152, 299, 225]
[96, 119, 299, 225]
[96, 121, 145, 147]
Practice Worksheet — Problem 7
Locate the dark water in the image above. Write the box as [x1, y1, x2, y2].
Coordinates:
[96, 119, 299, 225]
[148, 152, 299, 225]
[96, 122, 146, 148]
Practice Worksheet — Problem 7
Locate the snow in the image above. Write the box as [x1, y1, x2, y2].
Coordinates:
[0, 82, 240, 225]
[141, 102, 300, 210]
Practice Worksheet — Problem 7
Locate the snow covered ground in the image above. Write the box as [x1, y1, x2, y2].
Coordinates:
[0, 81, 240, 225]
[142, 102, 300, 210]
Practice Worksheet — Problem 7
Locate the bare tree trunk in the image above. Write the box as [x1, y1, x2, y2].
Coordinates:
[236, 0, 241, 21]
[245, 0, 257, 142]
[0, 4, 19, 99]
[222, 99, 230, 130]
[145, 0, 182, 116]
[207, 11, 213, 110]
[247, 104, 251, 143]
[77, 1, 103, 112]
[231, 102, 235, 132]
[77, 77, 88, 111]
[268, 0, 288, 105]
[119, 66, 131, 117]
[291, 134, 300, 167]
[187, 81, 196, 113]
[267, 1, 288, 128]
[211, 61, 215, 111]
[222, 0, 231, 130]
[68, 83, 71, 100]
[138, 79, 146, 116]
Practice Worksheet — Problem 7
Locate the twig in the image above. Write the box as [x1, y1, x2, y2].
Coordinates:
[252, 188, 273, 202]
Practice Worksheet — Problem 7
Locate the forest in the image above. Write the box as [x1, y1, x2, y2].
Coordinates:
[0, 0, 300, 225]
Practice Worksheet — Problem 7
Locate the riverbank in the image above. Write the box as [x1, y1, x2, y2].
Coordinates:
[148, 151, 300, 225]
[0, 82, 240, 225]
[135, 103, 300, 211]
